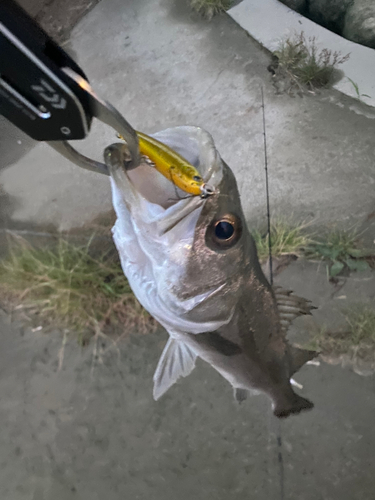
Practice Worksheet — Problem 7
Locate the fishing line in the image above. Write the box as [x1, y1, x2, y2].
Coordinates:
[260, 86, 285, 500]
[260, 87, 273, 286]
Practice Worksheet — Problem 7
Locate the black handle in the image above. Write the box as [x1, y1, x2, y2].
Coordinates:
[0, 0, 93, 141]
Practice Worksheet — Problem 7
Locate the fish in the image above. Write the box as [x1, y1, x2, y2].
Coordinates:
[118, 130, 215, 197]
[105, 126, 317, 418]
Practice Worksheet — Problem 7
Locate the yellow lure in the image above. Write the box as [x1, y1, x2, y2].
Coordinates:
[119, 131, 214, 197]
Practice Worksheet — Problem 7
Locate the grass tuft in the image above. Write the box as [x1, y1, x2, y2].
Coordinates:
[189, 0, 233, 19]
[253, 221, 373, 277]
[272, 32, 349, 93]
[253, 220, 312, 261]
[310, 305, 375, 361]
[0, 237, 156, 341]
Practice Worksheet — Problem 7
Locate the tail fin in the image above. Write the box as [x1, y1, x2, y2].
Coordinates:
[274, 394, 314, 419]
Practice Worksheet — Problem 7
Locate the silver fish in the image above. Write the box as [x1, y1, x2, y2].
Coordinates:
[104, 126, 317, 418]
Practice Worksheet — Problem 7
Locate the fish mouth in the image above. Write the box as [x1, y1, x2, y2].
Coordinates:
[104, 127, 223, 209]
[105, 127, 239, 335]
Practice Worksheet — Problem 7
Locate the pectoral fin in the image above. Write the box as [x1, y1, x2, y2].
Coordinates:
[153, 338, 197, 400]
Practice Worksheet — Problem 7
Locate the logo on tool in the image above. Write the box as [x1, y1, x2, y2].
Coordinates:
[31, 79, 67, 109]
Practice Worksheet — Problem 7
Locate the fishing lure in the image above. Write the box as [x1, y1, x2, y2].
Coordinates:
[119, 131, 215, 197]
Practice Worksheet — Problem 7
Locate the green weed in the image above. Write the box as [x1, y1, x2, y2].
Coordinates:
[0, 237, 155, 340]
[347, 77, 371, 102]
[305, 229, 372, 277]
[189, 0, 233, 19]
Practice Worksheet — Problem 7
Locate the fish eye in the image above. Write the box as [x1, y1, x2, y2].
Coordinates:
[193, 175, 202, 182]
[206, 213, 242, 250]
[215, 221, 234, 240]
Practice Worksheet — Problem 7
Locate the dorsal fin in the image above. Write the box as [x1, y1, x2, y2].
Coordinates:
[273, 285, 316, 333]
[153, 338, 197, 400]
[287, 344, 318, 376]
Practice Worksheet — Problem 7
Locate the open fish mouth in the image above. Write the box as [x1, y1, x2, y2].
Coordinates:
[103, 126, 233, 335]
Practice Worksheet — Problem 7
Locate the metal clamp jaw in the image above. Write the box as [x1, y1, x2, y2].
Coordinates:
[48, 69, 140, 176]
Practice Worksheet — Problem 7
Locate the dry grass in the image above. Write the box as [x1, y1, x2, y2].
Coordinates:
[0, 236, 156, 342]
[252, 220, 312, 261]
[272, 32, 350, 93]
[189, 0, 233, 19]
[309, 305, 375, 362]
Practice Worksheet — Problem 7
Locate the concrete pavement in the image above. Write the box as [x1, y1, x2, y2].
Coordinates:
[0, 1, 374, 499]
[1, 258, 375, 500]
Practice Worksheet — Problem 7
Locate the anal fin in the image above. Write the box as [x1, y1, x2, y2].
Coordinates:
[234, 388, 248, 403]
